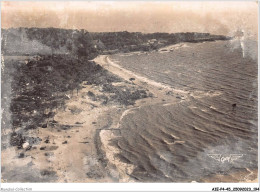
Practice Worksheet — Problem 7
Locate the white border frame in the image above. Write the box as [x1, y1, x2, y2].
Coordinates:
[0, 0, 259, 191]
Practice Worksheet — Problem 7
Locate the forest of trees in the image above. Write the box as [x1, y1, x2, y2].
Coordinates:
[2, 28, 98, 58]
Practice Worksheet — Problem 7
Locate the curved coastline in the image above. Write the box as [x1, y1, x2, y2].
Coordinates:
[94, 40, 258, 182]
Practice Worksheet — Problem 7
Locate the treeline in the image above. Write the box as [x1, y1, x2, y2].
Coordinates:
[2, 28, 98, 59]
[91, 31, 145, 51]
[2, 28, 231, 56]
[91, 31, 230, 52]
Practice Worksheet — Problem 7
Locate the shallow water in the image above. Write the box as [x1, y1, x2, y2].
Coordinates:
[107, 40, 258, 182]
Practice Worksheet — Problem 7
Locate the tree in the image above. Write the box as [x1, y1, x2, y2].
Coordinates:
[73, 30, 97, 59]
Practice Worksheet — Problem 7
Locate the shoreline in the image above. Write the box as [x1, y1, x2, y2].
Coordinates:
[92, 54, 181, 182]
[93, 53, 258, 183]
[2, 41, 258, 183]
